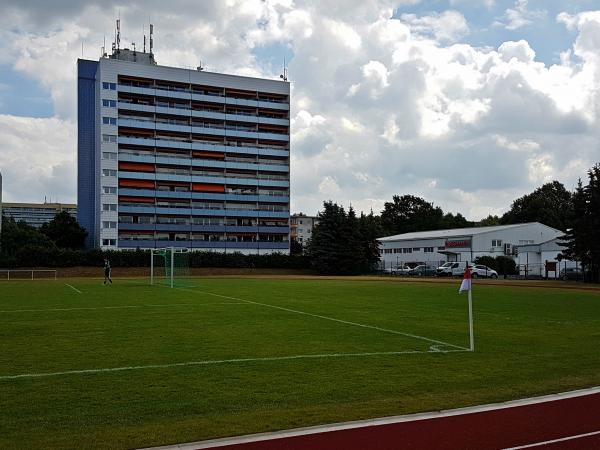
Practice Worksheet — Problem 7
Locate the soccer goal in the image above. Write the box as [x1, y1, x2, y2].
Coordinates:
[150, 247, 190, 288]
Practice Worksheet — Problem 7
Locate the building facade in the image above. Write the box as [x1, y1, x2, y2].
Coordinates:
[290, 213, 319, 246]
[77, 47, 290, 253]
[378, 222, 563, 268]
[1, 202, 77, 228]
[516, 237, 575, 278]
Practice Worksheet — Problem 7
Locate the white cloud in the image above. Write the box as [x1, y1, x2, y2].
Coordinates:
[0, 115, 76, 202]
[1, 1, 600, 221]
[400, 10, 469, 43]
[495, 0, 546, 31]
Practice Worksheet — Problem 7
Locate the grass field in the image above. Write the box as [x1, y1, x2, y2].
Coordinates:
[1, 277, 600, 449]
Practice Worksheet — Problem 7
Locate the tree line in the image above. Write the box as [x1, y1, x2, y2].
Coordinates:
[303, 163, 599, 280]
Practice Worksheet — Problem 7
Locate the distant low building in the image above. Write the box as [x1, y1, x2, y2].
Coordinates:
[290, 213, 319, 246]
[515, 237, 575, 278]
[378, 222, 563, 268]
[2, 202, 77, 228]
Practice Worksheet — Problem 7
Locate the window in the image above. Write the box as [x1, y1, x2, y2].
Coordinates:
[103, 117, 117, 125]
[492, 239, 502, 247]
[102, 238, 117, 246]
[412, 248, 421, 252]
[424, 247, 434, 253]
[103, 186, 117, 194]
[102, 152, 117, 160]
[102, 204, 117, 211]
[402, 248, 412, 254]
[102, 221, 117, 229]
[138, 216, 154, 224]
[102, 169, 117, 177]
[438, 246, 445, 251]
[102, 82, 116, 90]
[119, 216, 133, 223]
[102, 99, 117, 107]
[102, 134, 117, 143]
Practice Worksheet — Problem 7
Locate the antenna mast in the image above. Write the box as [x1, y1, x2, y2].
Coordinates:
[149, 23, 154, 56]
[279, 58, 288, 81]
[116, 18, 121, 50]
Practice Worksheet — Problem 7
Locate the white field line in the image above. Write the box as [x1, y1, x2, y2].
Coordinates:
[0, 302, 248, 314]
[0, 349, 467, 381]
[504, 430, 600, 449]
[180, 288, 468, 351]
[65, 284, 82, 294]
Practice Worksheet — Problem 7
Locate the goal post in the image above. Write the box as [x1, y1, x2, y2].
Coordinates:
[150, 247, 190, 288]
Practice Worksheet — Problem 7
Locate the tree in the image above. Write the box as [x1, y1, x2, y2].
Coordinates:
[40, 211, 88, 250]
[380, 195, 444, 236]
[0, 217, 56, 256]
[478, 215, 501, 227]
[290, 239, 304, 255]
[440, 212, 471, 229]
[560, 165, 600, 282]
[358, 211, 383, 273]
[308, 202, 381, 275]
[501, 181, 572, 231]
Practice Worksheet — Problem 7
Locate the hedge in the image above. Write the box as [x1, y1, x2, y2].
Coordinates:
[0, 246, 311, 270]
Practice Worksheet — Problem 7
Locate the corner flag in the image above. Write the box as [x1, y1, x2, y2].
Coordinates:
[459, 264, 474, 351]
[459, 266, 472, 293]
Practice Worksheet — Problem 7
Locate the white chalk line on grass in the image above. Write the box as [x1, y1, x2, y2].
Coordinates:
[504, 430, 600, 449]
[65, 284, 82, 294]
[179, 288, 468, 352]
[0, 349, 468, 381]
[0, 302, 248, 314]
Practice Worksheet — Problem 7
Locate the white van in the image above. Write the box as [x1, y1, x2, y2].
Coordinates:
[436, 261, 473, 277]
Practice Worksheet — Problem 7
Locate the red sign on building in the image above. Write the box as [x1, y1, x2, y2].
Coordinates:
[445, 239, 471, 248]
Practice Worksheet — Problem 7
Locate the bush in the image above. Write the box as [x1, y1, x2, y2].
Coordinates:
[474, 255, 517, 275]
[0, 247, 311, 270]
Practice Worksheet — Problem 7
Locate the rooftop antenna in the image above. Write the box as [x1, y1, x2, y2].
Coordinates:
[116, 17, 121, 50]
[197, 60, 204, 71]
[101, 34, 106, 57]
[143, 24, 146, 53]
[279, 57, 288, 81]
[132, 42, 136, 53]
[149, 23, 154, 56]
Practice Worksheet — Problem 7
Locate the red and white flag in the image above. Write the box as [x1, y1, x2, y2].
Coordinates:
[459, 266, 472, 293]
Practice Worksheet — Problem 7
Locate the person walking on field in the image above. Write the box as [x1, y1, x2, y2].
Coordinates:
[103, 258, 113, 284]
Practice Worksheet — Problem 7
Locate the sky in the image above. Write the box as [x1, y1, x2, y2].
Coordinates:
[0, 0, 599, 220]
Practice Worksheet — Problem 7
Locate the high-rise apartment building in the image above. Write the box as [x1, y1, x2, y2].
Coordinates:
[77, 33, 290, 253]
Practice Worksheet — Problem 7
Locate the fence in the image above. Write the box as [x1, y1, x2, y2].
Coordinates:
[517, 260, 584, 281]
[0, 270, 58, 281]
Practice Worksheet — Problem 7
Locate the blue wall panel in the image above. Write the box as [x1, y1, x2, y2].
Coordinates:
[77, 59, 98, 249]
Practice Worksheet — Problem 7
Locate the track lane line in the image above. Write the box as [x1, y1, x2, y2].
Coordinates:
[504, 430, 600, 449]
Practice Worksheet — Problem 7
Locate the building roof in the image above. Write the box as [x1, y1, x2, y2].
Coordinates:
[378, 222, 550, 242]
[2, 202, 77, 209]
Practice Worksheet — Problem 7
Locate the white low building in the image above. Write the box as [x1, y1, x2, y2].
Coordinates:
[515, 237, 577, 278]
[378, 222, 563, 268]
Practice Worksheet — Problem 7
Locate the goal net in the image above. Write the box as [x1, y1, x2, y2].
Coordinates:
[150, 247, 190, 288]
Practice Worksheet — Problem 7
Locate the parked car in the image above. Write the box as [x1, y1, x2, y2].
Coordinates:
[471, 265, 498, 279]
[559, 267, 583, 281]
[410, 264, 438, 277]
[436, 261, 470, 277]
[382, 265, 412, 276]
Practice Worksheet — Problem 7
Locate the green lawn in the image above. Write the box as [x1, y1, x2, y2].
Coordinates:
[1, 277, 599, 449]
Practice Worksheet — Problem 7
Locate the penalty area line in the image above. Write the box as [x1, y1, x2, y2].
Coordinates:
[0, 349, 468, 381]
[65, 284, 82, 294]
[179, 288, 469, 352]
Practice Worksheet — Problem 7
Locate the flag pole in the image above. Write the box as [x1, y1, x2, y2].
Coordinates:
[468, 286, 474, 351]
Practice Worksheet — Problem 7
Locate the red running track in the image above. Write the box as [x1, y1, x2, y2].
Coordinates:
[146, 387, 600, 450]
